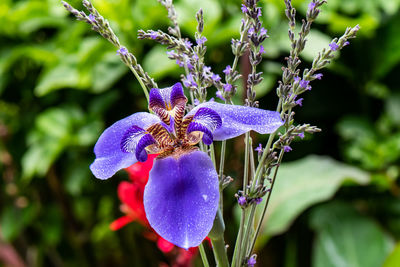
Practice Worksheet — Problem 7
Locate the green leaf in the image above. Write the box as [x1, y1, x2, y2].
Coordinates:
[92, 52, 127, 93]
[175, 0, 222, 36]
[310, 202, 393, 267]
[383, 242, 400, 267]
[143, 45, 179, 79]
[1, 204, 38, 242]
[257, 155, 369, 245]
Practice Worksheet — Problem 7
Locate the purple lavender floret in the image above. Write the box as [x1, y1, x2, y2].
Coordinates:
[196, 36, 207, 45]
[295, 98, 304, 106]
[329, 42, 339, 51]
[166, 50, 175, 58]
[255, 197, 263, 204]
[149, 30, 158, 40]
[308, 2, 316, 10]
[298, 132, 305, 139]
[212, 74, 221, 82]
[223, 65, 232, 76]
[260, 45, 265, 54]
[184, 40, 193, 49]
[260, 27, 268, 37]
[88, 13, 96, 22]
[117, 47, 128, 56]
[175, 59, 183, 67]
[238, 196, 247, 206]
[314, 73, 323, 80]
[183, 73, 197, 87]
[241, 4, 248, 13]
[256, 7, 262, 17]
[247, 255, 257, 267]
[255, 143, 263, 156]
[216, 91, 225, 101]
[284, 146, 292, 153]
[299, 79, 310, 89]
[223, 83, 232, 92]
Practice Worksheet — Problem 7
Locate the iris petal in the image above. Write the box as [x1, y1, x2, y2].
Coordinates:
[143, 150, 219, 249]
[186, 107, 222, 145]
[90, 112, 160, 180]
[188, 101, 283, 140]
[149, 83, 187, 128]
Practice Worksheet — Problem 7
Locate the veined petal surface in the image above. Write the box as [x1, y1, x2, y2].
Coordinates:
[143, 150, 219, 249]
[149, 83, 187, 127]
[90, 112, 160, 180]
[188, 101, 283, 140]
[186, 107, 222, 145]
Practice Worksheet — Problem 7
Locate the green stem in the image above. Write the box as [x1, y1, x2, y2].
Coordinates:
[211, 238, 229, 267]
[246, 149, 284, 257]
[239, 205, 256, 265]
[210, 143, 217, 168]
[199, 243, 210, 267]
[231, 208, 246, 267]
[243, 132, 250, 193]
[218, 140, 227, 211]
[128, 65, 149, 102]
[209, 210, 229, 267]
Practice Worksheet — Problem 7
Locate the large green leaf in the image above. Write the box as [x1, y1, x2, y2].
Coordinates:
[310, 202, 393, 267]
[383, 242, 400, 267]
[258, 155, 369, 244]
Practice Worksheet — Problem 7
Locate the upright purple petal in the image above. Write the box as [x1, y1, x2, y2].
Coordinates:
[90, 112, 161, 180]
[188, 102, 283, 140]
[149, 83, 187, 127]
[144, 150, 219, 249]
[186, 107, 222, 145]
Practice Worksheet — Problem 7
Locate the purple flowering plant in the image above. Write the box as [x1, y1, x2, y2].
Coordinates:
[62, 0, 359, 266]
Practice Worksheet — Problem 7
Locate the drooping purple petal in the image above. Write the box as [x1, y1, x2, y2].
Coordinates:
[186, 107, 222, 145]
[188, 102, 283, 140]
[144, 150, 219, 249]
[90, 112, 161, 180]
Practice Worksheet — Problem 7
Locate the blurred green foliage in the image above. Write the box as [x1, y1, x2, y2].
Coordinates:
[1, 0, 400, 266]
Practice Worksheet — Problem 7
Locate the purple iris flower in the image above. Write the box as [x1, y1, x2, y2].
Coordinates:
[90, 83, 283, 249]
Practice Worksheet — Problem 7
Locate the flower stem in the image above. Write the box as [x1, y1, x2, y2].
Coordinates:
[199, 243, 210, 267]
[209, 209, 229, 267]
[127, 64, 149, 102]
[231, 208, 246, 267]
[218, 140, 227, 211]
[239, 204, 256, 266]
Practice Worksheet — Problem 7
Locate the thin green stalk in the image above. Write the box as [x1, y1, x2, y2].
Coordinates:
[246, 149, 284, 257]
[249, 138, 255, 181]
[231, 208, 247, 267]
[199, 243, 210, 267]
[218, 140, 227, 211]
[128, 65, 149, 102]
[210, 143, 217, 168]
[239, 204, 256, 265]
[243, 132, 250, 193]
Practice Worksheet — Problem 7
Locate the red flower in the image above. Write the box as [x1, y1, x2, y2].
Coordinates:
[110, 154, 197, 266]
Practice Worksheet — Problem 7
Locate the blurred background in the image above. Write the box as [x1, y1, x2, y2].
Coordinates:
[1, 0, 400, 266]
